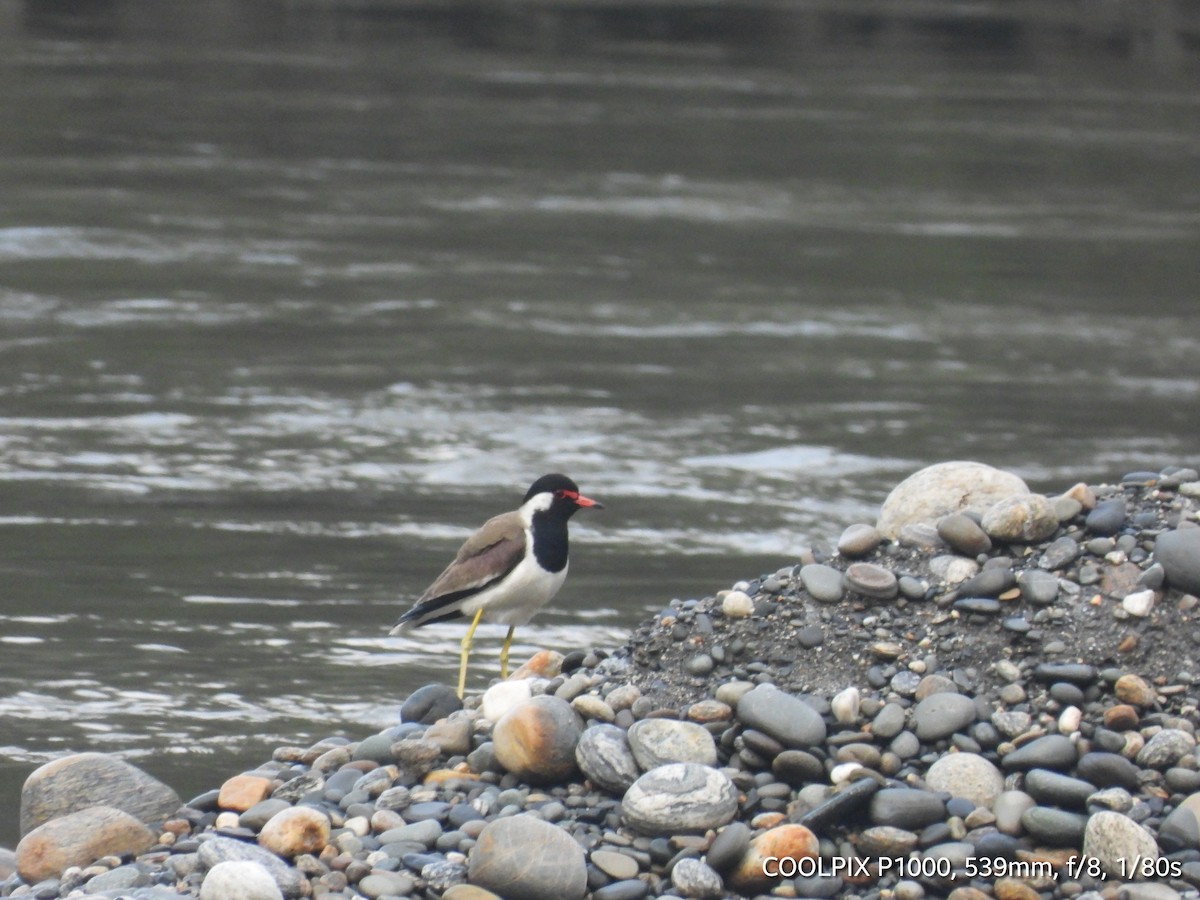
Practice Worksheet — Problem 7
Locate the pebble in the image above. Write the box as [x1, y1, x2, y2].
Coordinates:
[838, 523, 883, 558]
[621, 764, 738, 834]
[937, 513, 992, 556]
[199, 860, 283, 900]
[575, 723, 640, 793]
[467, 814, 587, 900]
[669, 857, 723, 899]
[736, 685, 827, 748]
[869, 788, 947, 829]
[626, 718, 717, 769]
[492, 695, 582, 783]
[400, 682, 462, 724]
[799, 563, 846, 602]
[1085, 498, 1127, 535]
[1020, 806, 1088, 846]
[15, 806, 156, 884]
[1001, 734, 1077, 770]
[911, 692, 977, 741]
[726, 823, 819, 893]
[256, 806, 329, 858]
[719, 590, 753, 618]
[923, 752, 1004, 807]
[1156, 528, 1200, 594]
[1081, 809, 1159, 878]
[844, 561, 899, 600]
[704, 821, 750, 872]
[980, 494, 1059, 543]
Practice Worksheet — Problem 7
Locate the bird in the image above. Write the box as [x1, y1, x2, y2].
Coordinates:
[389, 473, 603, 698]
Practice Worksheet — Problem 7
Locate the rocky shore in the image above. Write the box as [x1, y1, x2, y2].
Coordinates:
[4, 460, 1200, 900]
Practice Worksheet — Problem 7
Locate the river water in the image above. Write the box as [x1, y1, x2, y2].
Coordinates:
[1, 0, 1198, 845]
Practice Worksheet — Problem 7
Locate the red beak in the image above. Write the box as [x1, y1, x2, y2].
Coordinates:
[574, 493, 603, 509]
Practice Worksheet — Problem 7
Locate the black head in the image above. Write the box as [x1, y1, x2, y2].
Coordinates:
[523, 473, 604, 516]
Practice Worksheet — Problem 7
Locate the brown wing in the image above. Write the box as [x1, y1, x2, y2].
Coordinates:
[391, 511, 526, 630]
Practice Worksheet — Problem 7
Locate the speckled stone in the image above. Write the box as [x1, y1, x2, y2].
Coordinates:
[924, 753, 1004, 808]
[627, 718, 718, 769]
[621, 764, 738, 835]
[575, 723, 640, 793]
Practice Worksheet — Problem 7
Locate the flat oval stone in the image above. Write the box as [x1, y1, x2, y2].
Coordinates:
[1020, 806, 1087, 846]
[1085, 498, 1127, 536]
[1019, 568, 1061, 603]
[1034, 663, 1097, 685]
[868, 788, 946, 829]
[706, 821, 751, 872]
[737, 686, 827, 748]
[1076, 751, 1142, 791]
[844, 562, 898, 600]
[957, 567, 1015, 597]
[627, 719, 717, 769]
[400, 683, 462, 725]
[1001, 734, 1077, 771]
[1023, 769, 1096, 809]
[621, 763, 737, 835]
[1082, 809, 1159, 878]
[838, 523, 883, 558]
[937, 513, 992, 556]
[468, 814, 587, 900]
[799, 564, 845, 603]
[911, 692, 977, 741]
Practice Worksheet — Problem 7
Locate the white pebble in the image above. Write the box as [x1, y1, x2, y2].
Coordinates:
[830, 762, 864, 784]
[831, 687, 861, 725]
[1058, 705, 1083, 735]
[721, 590, 754, 618]
[200, 861, 283, 900]
[1122, 589, 1157, 617]
[481, 680, 532, 722]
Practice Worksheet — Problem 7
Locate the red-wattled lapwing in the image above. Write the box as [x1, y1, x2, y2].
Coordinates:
[390, 474, 603, 698]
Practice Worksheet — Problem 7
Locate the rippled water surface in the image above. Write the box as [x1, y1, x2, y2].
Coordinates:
[2, 0, 1199, 845]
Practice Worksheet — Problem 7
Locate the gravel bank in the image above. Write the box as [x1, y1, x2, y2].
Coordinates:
[4, 462, 1200, 900]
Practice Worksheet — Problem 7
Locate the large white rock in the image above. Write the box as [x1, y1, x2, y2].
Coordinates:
[877, 461, 1030, 539]
[200, 861, 284, 900]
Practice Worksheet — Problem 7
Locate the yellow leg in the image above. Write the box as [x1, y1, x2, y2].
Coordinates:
[499, 625, 516, 679]
[457, 608, 485, 699]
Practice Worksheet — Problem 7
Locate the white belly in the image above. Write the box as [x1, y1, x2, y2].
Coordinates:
[461, 554, 568, 627]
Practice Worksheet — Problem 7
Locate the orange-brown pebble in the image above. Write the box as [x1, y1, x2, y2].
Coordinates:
[161, 818, 192, 837]
[16, 806, 155, 882]
[749, 811, 786, 829]
[727, 824, 819, 893]
[1103, 704, 1140, 730]
[948, 888, 993, 900]
[423, 767, 473, 786]
[994, 877, 1041, 900]
[1114, 673, 1156, 707]
[216, 774, 274, 812]
[258, 806, 331, 858]
[686, 699, 733, 724]
[508, 650, 564, 681]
